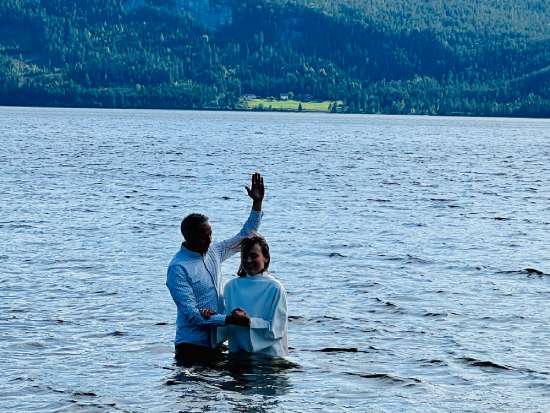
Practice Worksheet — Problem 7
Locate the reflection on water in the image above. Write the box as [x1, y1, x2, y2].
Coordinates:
[222, 353, 296, 396]
[168, 353, 296, 412]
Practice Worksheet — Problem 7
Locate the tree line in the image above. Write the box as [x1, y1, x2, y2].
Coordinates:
[0, 0, 548, 116]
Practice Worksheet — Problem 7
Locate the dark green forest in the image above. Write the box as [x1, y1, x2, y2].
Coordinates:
[0, 0, 549, 116]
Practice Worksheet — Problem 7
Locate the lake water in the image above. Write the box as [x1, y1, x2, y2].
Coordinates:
[1, 107, 549, 412]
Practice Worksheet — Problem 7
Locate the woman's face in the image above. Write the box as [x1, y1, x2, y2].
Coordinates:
[242, 243, 268, 275]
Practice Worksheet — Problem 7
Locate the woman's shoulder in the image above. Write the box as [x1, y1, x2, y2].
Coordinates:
[224, 276, 243, 289]
[225, 273, 285, 289]
[261, 273, 286, 291]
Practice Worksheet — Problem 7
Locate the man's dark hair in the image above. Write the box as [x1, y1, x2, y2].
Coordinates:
[180, 213, 209, 241]
[238, 236, 270, 276]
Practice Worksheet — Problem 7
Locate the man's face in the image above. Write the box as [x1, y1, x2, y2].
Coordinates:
[188, 223, 212, 255]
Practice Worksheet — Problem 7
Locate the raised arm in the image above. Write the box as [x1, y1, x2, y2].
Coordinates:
[166, 265, 226, 327]
[214, 172, 265, 262]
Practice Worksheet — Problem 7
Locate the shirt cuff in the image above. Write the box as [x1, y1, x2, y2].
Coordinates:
[250, 209, 263, 218]
[210, 314, 227, 326]
[250, 317, 270, 329]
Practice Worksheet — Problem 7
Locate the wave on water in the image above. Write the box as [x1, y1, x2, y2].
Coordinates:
[460, 357, 512, 370]
[372, 297, 399, 308]
[377, 254, 434, 265]
[287, 315, 342, 325]
[429, 198, 458, 202]
[346, 372, 422, 386]
[317, 347, 363, 353]
[366, 198, 392, 203]
[107, 330, 128, 337]
[419, 358, 448, 366]
[423, 312, 450, 317]
[328, 252, 346, 258]
[498, 268, 547, 277]
[13, 382, 113, 411]
[72, 391, 98, 397]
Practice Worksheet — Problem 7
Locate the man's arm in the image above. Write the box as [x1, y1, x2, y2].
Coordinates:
[166, 265, 226, 326]
[214, 172, 265, 262]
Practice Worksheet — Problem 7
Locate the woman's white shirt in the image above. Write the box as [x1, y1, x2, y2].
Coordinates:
[224, 273, 288, 357]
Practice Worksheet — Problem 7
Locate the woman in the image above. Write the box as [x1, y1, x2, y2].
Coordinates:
[218, 236, 288, 357]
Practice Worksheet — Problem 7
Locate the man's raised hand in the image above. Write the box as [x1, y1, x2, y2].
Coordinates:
[246, 172, 264, 211]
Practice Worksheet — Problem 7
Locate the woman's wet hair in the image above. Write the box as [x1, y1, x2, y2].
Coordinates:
[238, 236, 270, 276]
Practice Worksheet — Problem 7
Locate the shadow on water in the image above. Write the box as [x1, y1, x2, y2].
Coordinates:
[167, 353, 297, 403]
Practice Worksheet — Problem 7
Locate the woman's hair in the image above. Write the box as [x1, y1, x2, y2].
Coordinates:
[237, 236, 270, 277]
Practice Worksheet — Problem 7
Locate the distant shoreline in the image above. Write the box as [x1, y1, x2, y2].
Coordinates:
[1, 103, 549, 120]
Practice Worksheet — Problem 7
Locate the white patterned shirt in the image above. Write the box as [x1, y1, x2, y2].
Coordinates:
[166, 209, 262, 347]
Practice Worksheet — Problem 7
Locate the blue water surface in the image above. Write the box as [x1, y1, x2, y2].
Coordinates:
[1, 107, 549, 412]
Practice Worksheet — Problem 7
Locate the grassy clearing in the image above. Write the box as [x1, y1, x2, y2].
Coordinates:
[243, 98, 342, 112]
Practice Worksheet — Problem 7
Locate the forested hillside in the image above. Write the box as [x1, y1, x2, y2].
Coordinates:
[1, 0, 549, 116]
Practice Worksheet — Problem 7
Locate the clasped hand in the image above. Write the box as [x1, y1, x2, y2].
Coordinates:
[200, 308, 250, 327]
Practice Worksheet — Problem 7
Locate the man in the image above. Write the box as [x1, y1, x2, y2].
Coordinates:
[166, 172, 264, 364]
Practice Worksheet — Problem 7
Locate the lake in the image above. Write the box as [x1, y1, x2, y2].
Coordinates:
[1, 107, 549, 412]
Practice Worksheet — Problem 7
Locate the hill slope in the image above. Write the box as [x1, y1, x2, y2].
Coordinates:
[0, 0, 549, 116]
